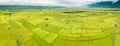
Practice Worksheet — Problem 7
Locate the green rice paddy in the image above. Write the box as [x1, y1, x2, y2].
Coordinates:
[0, 9, 120, 46]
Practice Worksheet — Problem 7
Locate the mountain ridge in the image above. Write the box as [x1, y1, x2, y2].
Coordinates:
[0, 5, 65, 10]
[89, 0, 120, 8]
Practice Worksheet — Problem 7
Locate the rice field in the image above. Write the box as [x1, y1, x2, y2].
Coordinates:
[0, 9, 120, 46]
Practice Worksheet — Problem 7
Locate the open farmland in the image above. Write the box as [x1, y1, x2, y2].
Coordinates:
[0, 9, 120, 46]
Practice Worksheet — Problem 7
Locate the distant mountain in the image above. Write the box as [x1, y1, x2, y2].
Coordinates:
[89, 0, 120, 8]
[113, 0, 120, 8]
[0, 5, 65, 10]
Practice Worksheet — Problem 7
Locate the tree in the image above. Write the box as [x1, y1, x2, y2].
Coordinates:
[45, 18, 49, 20]
[5, 12, 13, 16]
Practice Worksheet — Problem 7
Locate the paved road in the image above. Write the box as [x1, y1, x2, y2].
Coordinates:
[8, 21, 23, 46]
[112, 16, 119, 46]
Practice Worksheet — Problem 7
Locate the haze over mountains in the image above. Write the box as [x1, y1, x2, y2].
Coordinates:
[0, 5, 64, 10]
[0, 0, 120, 9]
[89, 0, 120, 8]
[0, 0, 116, 7]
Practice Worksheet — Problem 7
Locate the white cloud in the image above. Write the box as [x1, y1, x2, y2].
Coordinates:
[0, 0, 113, 6]
[113, 0, 119, 3]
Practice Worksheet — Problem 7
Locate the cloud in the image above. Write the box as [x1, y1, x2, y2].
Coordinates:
[0, 0, 113, 6]
[113, 0, 119, 3]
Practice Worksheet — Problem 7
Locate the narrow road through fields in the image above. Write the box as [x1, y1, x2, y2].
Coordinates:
[8, 21, 23, 46]
[112, 16, 119, 46]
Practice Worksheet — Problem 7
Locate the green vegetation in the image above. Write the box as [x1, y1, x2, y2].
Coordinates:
[0, 9, 120, 46]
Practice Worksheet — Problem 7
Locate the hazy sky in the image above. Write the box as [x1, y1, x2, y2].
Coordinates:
[0, 0, 118, 6]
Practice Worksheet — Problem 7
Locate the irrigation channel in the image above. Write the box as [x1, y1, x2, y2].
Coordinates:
[8, 20, 23, 46]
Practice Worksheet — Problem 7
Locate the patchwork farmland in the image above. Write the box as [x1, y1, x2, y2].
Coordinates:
[0, 9, 120, 46]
